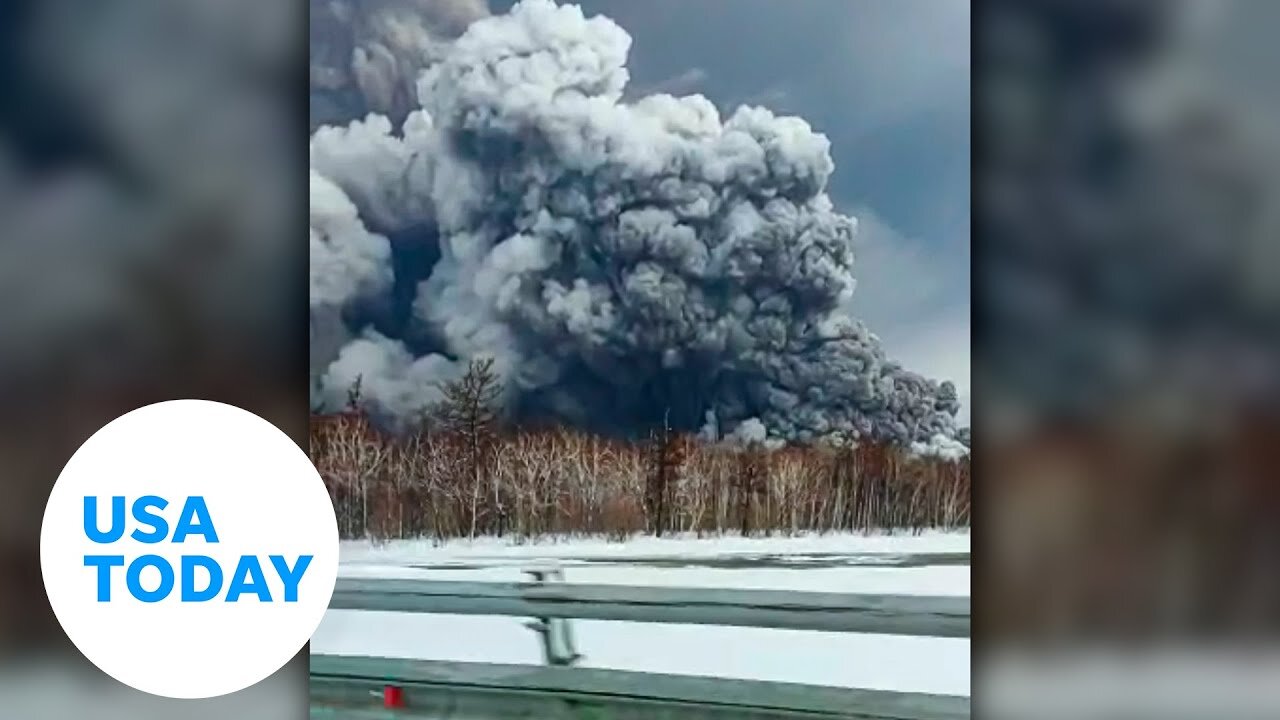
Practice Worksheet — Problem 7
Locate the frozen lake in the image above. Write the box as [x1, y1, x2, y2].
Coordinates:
[311, 532, 971, 697]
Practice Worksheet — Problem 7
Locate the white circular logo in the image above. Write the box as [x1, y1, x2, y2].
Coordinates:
[40, 400, 338, 699]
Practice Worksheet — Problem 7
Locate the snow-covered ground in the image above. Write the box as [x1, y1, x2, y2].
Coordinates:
[312, 532, 971, 697]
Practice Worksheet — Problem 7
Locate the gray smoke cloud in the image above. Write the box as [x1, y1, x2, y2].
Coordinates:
[309, 170, 393, 308]
[311, 0, 490, 129]
[310, 0, 963, 446]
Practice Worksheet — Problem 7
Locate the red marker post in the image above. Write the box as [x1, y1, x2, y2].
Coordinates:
[383, 685, 405, 709]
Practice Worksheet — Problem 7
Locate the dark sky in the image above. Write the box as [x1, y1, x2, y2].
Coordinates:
[493, 0, 972, 416]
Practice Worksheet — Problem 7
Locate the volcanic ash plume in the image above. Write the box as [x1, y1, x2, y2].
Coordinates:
[309, 0, 963, 446]
[311, 0, 491, 129]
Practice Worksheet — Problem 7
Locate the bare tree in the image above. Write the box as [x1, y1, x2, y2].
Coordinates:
[313, 411, 972, 541]
[645, 409, 687, 537]
[434, 357, 504, 538]
[346, 375, 364, 411]
[737, 443, 766, 536]
[313, 407, 390, 539]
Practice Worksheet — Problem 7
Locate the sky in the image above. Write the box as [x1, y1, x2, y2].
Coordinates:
[493, 0, 972, 422]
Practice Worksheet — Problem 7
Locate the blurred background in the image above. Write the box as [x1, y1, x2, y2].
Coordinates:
[0, 0, 308, 716]
[977, 0, 1280, 717]
[3, 0, 1280, 717]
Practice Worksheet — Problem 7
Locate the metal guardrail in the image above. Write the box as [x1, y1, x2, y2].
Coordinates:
[312, 574, 970, 719]
[311, 655, 970, 720]
[328, 578, 970, 638]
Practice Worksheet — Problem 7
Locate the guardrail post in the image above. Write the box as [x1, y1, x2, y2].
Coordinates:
[523, 567, 583, 666]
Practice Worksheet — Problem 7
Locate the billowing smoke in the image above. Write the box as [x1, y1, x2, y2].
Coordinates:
[311, 0, 490, 129]
[911, 433, 969, 462]
[310, 0, 962, 446]
[309, 170, 393, 308]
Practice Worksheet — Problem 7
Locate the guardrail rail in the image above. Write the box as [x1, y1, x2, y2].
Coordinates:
[312, 572, 970, 719]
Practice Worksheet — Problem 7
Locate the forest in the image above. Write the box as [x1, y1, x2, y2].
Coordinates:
[311, 359, 971, 541]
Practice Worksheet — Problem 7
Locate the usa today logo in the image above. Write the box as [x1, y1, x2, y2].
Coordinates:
[41, 401, 338, 699]
[82, 496, 313, 604]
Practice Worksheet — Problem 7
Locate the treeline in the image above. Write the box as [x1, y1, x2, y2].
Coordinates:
[310, 359, 971, 541]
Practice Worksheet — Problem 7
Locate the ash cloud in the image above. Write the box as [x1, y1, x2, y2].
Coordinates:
[311, 0, 490, 129]
[310, 0, 963, 446]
